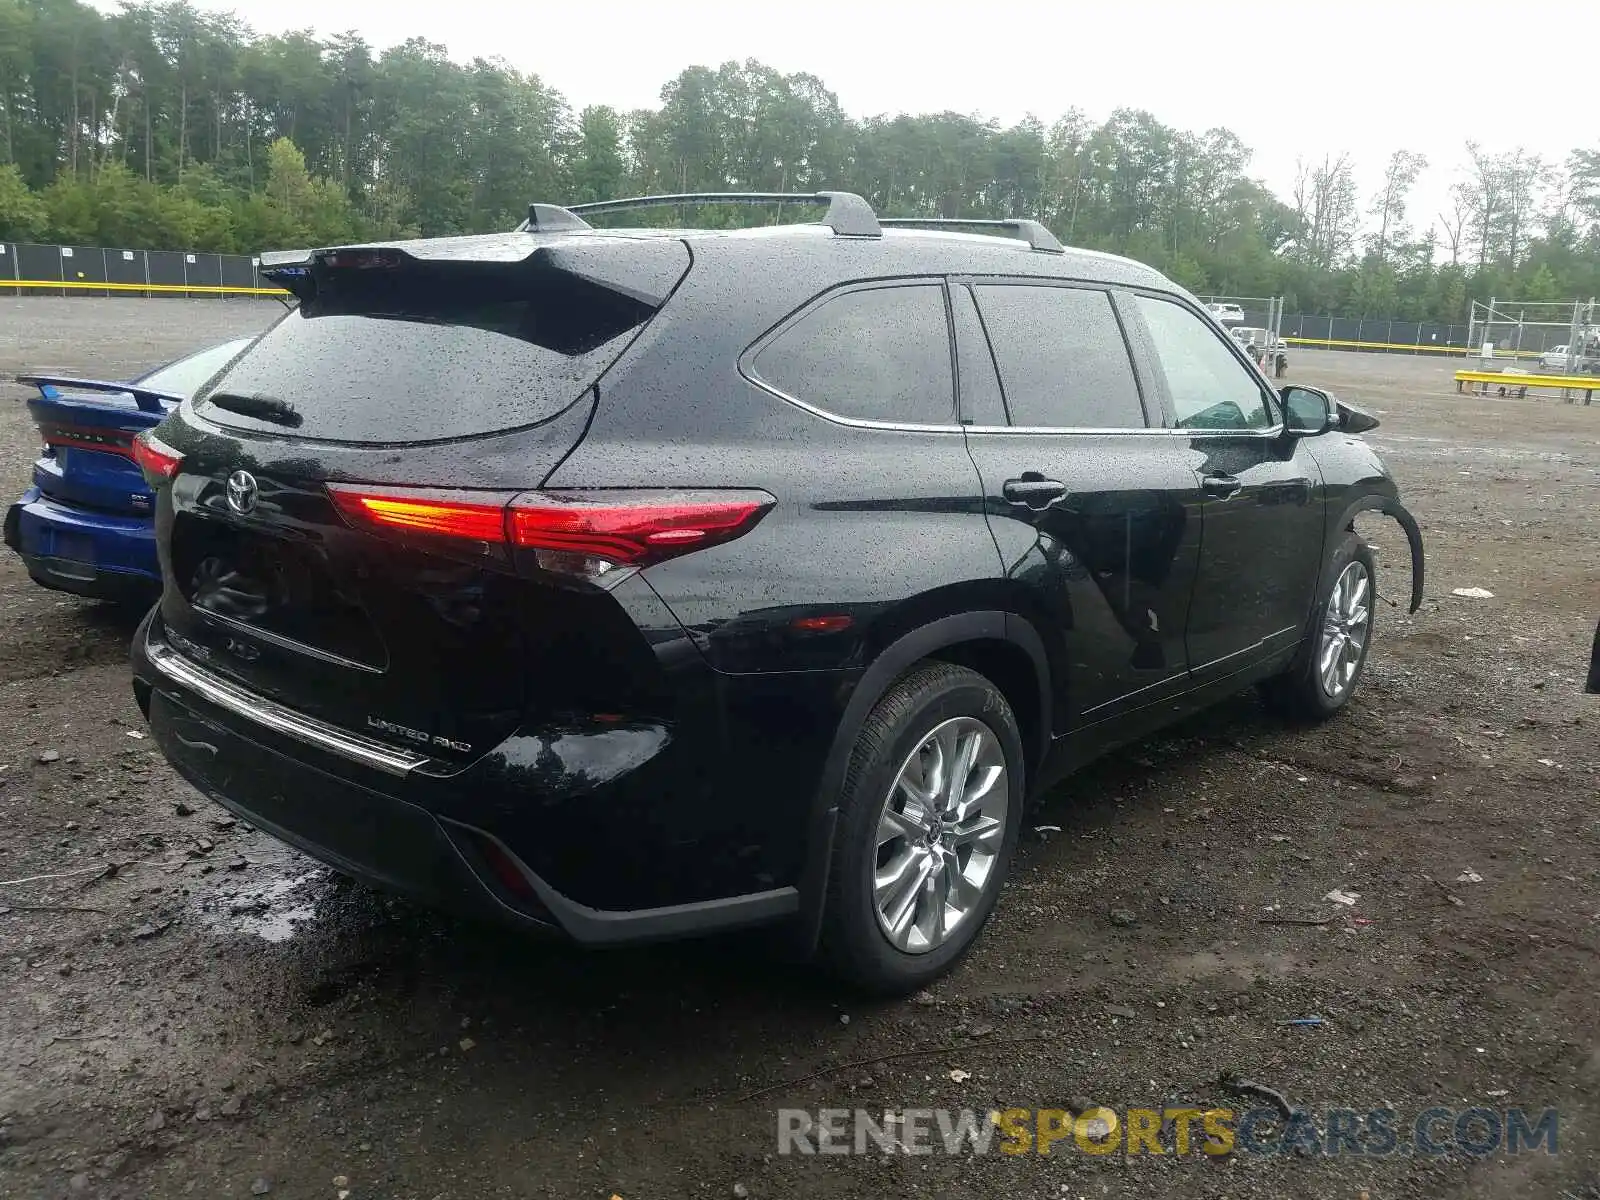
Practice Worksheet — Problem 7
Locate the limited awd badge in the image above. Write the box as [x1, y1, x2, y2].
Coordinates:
[226, 469, 258, 516]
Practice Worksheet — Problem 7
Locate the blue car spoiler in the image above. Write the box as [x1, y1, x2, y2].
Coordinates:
[14, 374, 184, 414]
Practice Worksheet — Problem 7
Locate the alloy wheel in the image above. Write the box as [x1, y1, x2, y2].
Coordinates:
[871, 716, 1008, 954]
[1318, 560, 1371, 699]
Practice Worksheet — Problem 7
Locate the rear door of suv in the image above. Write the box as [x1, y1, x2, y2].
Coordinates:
[954, 278, 1205, 733]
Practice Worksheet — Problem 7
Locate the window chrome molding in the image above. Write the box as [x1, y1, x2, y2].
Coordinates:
[747, 374, 1174, 436]
[743, 374, 965, 433]
[964, 423, 1182, 436]
[751, 373, 1286, 438]
[1173, 423, 1287, 439]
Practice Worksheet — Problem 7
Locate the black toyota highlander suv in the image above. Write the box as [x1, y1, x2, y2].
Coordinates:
[129, 191, 1425, 993]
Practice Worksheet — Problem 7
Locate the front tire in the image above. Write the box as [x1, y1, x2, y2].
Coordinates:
[1261, 531, 1376, 720]
[820, 662, 1025, 994]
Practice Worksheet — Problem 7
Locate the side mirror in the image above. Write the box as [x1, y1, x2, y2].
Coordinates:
[1282, 385, 1337, 435]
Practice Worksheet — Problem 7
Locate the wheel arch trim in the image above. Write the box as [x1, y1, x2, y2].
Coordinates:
[1332, 492, 1425, 613]
[794, 609, 1050, 954]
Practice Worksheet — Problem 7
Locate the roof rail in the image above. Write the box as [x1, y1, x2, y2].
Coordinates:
[523, 203, 593, 233]
[877, 217, 1065, 254]
[566, 191, 881, 238]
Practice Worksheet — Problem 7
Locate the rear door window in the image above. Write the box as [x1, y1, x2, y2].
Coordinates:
[971, 284, 1147, 428]
[750, 283, 955, 424]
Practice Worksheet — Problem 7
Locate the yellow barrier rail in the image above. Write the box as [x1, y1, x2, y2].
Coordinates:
[1285, 335, 1549, 359]
[1284, 335, 1474, 354]
[4, 277, 289, 297]
[1454, 369, 1597, 404]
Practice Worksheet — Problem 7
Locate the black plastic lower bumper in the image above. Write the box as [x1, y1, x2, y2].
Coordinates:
[145, 685, 552, 927]
[132, 616, 800, 945]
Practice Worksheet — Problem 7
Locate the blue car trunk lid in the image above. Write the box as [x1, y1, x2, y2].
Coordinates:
[21, 378, 176, 516]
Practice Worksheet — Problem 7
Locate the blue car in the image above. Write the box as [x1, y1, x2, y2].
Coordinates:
[4, 338, 252, 603]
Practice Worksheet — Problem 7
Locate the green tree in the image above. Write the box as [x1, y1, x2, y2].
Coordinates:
[262, 134, 354, 244]
[1, 1, 1598, 323]
[0, 160, 47, 237]
[1518, 262, 1559, 302]
[570, 105, 625, 203]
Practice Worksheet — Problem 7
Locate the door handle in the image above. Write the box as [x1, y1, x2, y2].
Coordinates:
[1202, 473, 1243, 499]
[1002, 476, 1068, 509]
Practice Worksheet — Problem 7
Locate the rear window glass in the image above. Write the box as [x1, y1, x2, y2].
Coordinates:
[751, 284, 954, 424]
[194, 264, 670, 444]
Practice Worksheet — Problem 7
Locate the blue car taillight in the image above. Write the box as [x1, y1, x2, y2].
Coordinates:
[35, 420, 138, 459]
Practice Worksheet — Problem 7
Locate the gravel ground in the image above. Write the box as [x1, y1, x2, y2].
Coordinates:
[1, 298, 1597, 1200]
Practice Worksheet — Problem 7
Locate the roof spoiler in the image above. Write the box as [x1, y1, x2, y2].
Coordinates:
[254, 237, 690, 309]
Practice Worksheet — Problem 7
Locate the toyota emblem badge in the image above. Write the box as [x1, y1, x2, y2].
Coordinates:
[226, 469, 258, 516]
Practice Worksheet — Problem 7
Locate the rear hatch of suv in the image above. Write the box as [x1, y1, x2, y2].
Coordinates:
[149, 233, 703, 763]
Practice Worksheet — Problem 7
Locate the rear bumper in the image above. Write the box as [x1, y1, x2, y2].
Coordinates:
[131, 611, 800, 944]
[6, 488, 159, 603]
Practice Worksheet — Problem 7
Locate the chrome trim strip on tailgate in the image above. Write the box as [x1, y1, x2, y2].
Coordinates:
[145, 637, 427, 777]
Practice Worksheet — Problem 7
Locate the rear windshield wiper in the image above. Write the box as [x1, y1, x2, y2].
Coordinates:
[206, 393, 304, 428]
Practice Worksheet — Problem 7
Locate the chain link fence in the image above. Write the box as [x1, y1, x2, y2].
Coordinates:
[0, 241, 1573, 361]
[1272, 315, 1476, 355]
[0, 241, 273, 297]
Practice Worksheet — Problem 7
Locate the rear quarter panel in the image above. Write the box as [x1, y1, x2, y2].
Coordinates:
[545, 250, 1010, 892]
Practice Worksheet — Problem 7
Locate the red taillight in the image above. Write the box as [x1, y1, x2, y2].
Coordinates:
[326, 485, 774, 578]
[473, 835, 539, 902]
[328, 486, 508, 543]
[792, 614, 853, 633]
[131, 431, 183, 481]
[507, 491, 772, 566]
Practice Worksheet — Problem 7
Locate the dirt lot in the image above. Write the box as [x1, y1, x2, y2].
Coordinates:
[1, 298, 1597, 1200]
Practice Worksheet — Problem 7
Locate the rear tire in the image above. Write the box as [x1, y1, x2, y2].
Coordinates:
[820, 662, 1024, 995]
[1261, 531, 1376, 720]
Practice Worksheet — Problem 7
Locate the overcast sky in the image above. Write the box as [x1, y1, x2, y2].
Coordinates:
[139, 0, 1593, 239]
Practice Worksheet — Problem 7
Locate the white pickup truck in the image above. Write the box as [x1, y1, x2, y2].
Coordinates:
[1538, 333, 1600, 374]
